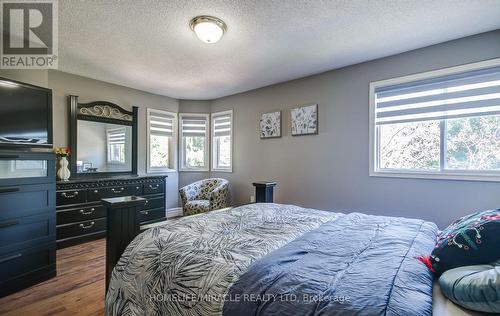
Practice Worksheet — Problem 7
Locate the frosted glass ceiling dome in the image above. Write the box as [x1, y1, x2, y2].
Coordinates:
[190, 16, 227, 44]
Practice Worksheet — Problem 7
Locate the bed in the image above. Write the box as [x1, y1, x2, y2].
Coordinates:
[106, 203, 439, 315]
[432, 282, 484, 316]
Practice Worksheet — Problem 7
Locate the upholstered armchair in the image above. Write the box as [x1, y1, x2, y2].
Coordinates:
[179, 178, 229, 216]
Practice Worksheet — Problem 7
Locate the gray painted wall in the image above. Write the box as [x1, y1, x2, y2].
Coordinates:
[0, 69, 48, 87]
[210, 30, 500, 228]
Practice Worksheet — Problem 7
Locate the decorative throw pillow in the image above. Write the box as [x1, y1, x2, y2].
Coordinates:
[439, 260, 500, 313]
[419, 209, 500, 276]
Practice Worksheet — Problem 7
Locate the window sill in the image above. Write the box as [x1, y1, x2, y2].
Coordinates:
[211, 168, 232, 173]
[179, 168, 209, 172]
[370, 170, 500, 182]
[147, 168, 177, 174]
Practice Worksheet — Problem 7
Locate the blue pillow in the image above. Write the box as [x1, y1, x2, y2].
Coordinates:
[439, 260, 500, 313]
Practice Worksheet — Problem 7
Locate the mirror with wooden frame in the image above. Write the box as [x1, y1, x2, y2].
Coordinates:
[68, 95, 138, 177]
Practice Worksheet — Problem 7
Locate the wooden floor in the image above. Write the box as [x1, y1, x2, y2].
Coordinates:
[0, 239, 106, 316]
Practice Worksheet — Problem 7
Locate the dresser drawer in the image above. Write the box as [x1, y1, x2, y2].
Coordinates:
[57, 218, 106, 240]
[0, 213, 55, 254]
[56, 189, 86, 206]
[57, 205, 106, 225]
[0, 243, 55, 284]
[140, 196, 165, 211]
[87, 185, 137, 202]
[138, 207, 165, 224]
[0, 184, 55, 221]
[0, 152, 55, 187]
[130, 184, 142, 196]
[143, 182, 164, 195]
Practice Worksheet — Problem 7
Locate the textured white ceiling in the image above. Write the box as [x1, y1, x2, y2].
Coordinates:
[58, 0, 500, 100]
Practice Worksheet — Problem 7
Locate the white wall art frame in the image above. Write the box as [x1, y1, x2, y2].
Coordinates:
[291, 104, 318, 136]
[260, 111, 282, 139]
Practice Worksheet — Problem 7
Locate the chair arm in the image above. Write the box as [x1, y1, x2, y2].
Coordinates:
[209, 183, 229, 210]
[179, 183, 198, 207]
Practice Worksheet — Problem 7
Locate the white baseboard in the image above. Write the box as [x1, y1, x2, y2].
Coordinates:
[167, 207, 183, 218]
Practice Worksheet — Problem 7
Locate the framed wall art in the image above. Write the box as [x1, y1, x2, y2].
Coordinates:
[291, 104, 318, 136]
[260, 111, 282, 139]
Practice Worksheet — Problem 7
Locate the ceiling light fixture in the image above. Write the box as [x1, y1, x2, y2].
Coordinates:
[190, 15, 227, 44]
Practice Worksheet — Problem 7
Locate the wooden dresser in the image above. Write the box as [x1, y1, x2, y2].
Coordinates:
[0, 151, 56, 298]
[56, 175, 166, 248]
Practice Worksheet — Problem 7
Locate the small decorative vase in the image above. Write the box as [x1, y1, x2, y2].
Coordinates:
[57, 156, 71, 181]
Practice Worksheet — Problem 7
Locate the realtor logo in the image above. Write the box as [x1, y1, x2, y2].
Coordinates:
[0, 0, 58, 69]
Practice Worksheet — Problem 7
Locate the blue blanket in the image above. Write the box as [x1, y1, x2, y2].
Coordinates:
[223, 212, 438, 316]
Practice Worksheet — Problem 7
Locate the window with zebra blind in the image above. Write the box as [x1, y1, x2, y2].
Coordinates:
[179, 113, 209, 171]
[211, 110, 233, 172]
[106, 127, 126, 164]
[147, 108, 177, 173]
[370, 58, 500, 181]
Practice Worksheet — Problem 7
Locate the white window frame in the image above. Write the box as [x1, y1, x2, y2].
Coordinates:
[211, 110, 233, 172]
[146, 108, 178, 173]
[369, 57, 500, 182]
[179, 113, 210, 172]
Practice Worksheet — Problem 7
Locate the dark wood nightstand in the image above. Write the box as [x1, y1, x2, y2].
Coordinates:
[252, 182, 277, 203]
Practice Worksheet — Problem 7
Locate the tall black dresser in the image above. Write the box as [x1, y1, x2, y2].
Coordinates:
[56, 176, 166, 248]
[0, 151, 56, 298]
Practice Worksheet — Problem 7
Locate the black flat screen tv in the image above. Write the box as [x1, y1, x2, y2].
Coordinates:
[0, 78, 52, 148]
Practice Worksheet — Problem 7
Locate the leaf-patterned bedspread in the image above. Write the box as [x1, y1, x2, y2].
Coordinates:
[105, 203, 338, 316]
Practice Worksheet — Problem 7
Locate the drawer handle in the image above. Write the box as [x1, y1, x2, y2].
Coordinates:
[149, 184, 159, 189]
[0, 253, 22, 263]
[136, 186, 140, 190]
[111, 187, 125, 193]
[93, 190, 99, 193]
[140, 211, 149, 215]
[0, 187, 20, 194]
[0, 219, 20, 229]
[79, 208, 95, 215]
[62, 191, 79, 198]
[79, 221, 95, 229]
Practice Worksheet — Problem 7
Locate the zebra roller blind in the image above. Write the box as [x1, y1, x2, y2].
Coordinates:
[375, 66, 500, 125]
[149, 110, 175, 136]
[107, 127, 126, 163]
[213, 112, 232, 137]
[180, 115, 208, 137]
